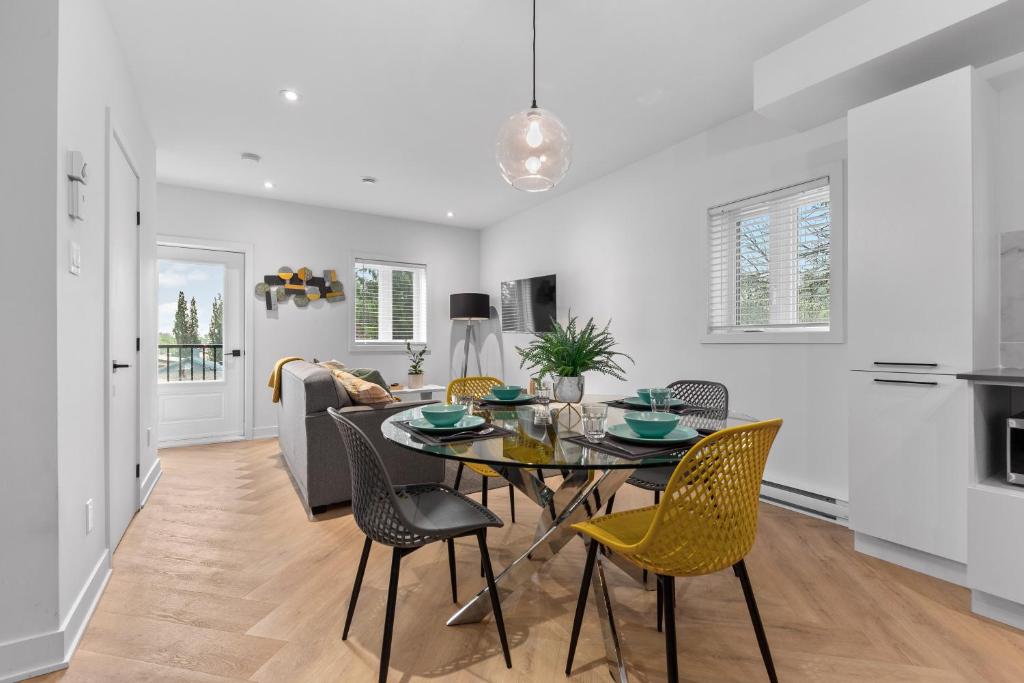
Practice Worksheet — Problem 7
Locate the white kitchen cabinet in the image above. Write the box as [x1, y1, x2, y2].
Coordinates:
[848, 371, 969, 563]
[968, 481, 1024, 606]
[847, 67, 978, 374]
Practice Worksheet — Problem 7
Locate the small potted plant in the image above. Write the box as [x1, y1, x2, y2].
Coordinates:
[406, 341, 427, 389]
[516, 314, 633, 403]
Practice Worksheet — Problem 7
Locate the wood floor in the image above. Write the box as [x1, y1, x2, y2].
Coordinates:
[32, 438, 1024, 682]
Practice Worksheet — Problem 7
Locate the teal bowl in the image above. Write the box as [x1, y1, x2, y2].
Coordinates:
[623, 411, 680, 438]
[421, 403, 468, 427]
[491, 385, 523, 401]
[636, 388, 653, 404]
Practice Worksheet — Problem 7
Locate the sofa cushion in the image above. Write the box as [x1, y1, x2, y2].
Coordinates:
[332, 369, 396, 407]
[282, 361, 350, 413]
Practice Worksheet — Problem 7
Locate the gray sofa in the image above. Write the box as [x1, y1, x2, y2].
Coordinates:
[277, 360, 444, 513]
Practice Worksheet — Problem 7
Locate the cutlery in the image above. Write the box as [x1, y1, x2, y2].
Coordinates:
[438, 427, 495, 442]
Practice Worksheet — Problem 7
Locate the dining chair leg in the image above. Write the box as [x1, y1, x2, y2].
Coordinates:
[734, 560, 778, 683]
[379, 547, 404, 683]
[565, 539, 600, 675]
[477, 530, 512, 669]
[656, 576, 663, 633]
[453, 462, 464, 490]
[661, 574, 678, 683]
[604, 494, 616, 515]
[342, 536, 372, 640]
[447, 538, 458, 603]
[508, 484, 516, 523]
[481, 480, 488, 508]
[654, 489, 660, 505]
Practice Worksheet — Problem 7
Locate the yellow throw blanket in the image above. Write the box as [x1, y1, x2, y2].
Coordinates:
[268, 356, 303, 403]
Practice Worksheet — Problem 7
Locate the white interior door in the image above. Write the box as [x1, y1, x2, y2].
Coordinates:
[157, 245, 245, 445]
[108, 135, 140, 550]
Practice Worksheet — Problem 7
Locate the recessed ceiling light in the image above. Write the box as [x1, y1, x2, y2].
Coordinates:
[279, 89, 300, 103]
[241, 152, 262, 164]
[263, 180, 275, 190]
[446, 211, 455, 218]
[361, 176, 378, 185]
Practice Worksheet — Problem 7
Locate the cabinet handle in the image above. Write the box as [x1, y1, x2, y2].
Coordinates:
[873, 362, 938, 367]
[873, 378, 939, 386]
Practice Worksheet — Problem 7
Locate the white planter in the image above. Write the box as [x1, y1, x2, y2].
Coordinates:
[553, 375, 584, 403]
[408, 373, 424, 389]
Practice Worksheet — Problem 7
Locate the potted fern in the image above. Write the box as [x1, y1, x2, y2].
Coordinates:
[406, 341, 427, 389]
[516, 314, 633, 403]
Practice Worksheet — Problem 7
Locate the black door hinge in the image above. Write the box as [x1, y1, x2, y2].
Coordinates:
[136, 211, 141, 227]
[136, 337, 140, 352]
[135, 464, 140, 478]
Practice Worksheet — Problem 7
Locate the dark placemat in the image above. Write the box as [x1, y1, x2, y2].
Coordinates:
[603, 399, 695, 416]
[391, 420, 516, 446]
[477, 398, 540, 409]
[563, 433, 699, 460]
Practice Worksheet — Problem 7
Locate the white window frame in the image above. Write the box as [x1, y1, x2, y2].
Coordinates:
[349, 255, 429, 352]
[702, 162, 845, 344]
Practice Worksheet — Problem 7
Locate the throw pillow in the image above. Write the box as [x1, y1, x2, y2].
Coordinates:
[317, 359, 347, 372]
[347, 368, 393, 396]
[331, 370, 396, 408]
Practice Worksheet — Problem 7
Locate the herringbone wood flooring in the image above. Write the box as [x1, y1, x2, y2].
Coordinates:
[32, 438, 1024, 682]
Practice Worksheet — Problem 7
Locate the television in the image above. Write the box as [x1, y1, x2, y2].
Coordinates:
[501, 274, 556, 333]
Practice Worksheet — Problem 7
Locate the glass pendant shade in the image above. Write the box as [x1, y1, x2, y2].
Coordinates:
[495, 107, 571, 192]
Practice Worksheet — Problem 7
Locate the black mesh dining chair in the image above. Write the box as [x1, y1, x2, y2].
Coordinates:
[327, 408, 512, 683]
[605, 380, 729, 513]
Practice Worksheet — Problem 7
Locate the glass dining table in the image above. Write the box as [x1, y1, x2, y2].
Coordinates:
[381, 397, 754, 682]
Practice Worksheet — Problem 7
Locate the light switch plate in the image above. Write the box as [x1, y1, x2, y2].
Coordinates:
[69, 241, 81, 275]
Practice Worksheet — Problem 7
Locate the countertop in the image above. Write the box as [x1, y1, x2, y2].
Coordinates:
[956, 368, 1024, 383]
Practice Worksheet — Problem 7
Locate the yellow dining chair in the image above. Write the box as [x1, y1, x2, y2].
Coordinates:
[565, 419, 783, 683]
[445, 377, 517, 524]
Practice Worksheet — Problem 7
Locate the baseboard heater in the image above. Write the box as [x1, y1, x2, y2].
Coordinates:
[759, 480, 849, 524]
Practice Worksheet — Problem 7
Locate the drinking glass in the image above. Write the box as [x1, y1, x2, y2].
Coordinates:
[454, 394, 475, 416]
[649, 387, 672, 413]
[582, 403, 609, 443]
[534, 378, 553, 406]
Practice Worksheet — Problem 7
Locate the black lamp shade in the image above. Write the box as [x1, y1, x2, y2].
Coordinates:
[450, 293, 490, 320]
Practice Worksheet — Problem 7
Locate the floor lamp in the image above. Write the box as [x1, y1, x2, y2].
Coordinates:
[450, 293, 490, 378]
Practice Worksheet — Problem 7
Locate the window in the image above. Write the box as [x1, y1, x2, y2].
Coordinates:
[353, 259, 427, 346]
[707, 175, 840, 341]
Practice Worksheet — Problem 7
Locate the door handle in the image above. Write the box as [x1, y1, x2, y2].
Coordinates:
[873, 362, 938, 368]
[873, 378, 938, 386]
[112, 361, 131, 371]
[231, 349, 242, 357]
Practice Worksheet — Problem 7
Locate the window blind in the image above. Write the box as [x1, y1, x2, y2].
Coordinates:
[353, 259, 427, 345]
[707, 177, 831, 333]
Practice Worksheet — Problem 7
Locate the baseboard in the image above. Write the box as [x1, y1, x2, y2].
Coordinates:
[252, 425, 278, 440]
[158, 434, 245, 448]
[854, 532, 967, 586]
[140, 458, 162, 507]
[0, 552, 110, 683]
[972, 590, 1024, 631]
[759, 480, 849, 524]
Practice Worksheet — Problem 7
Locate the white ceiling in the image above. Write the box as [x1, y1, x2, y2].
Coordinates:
[103, 0, 867, 228]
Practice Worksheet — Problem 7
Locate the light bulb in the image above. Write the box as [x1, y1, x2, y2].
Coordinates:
[526, 119, 544, 148]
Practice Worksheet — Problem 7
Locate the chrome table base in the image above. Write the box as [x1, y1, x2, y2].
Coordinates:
[446, 463, 638, 681]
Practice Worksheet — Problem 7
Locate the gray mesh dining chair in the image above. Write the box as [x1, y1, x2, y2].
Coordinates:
[327, 408, 512, 683]
[605, 380, 729, 514]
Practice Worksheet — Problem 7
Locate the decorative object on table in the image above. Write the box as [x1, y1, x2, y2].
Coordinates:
[450, 293, 491, 378]
[566, 420, 783, 683]
[406, 341, 427, 389]
[256, 266, 345, 310]
[516, 313, 634, 410]
[495, 0, 570, 192]
[327, 409, 512, 682]
[582, 403, 609, 443]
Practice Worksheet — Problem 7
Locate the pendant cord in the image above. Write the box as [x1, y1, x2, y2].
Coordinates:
[531, 0, 537, 109]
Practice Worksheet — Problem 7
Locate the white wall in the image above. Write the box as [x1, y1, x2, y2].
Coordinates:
[480, 113, 850, 500]
[156, 185, 482, 437]
[0, 0, 61, 674]
[55, 0, 157, 638]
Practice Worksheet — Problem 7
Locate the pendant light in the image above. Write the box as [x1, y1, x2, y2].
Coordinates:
[495, 0, 571, 192]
